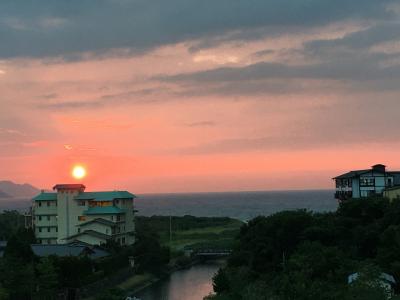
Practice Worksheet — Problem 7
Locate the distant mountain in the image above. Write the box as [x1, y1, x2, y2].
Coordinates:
[0, 181, 39, 198]
[0, 190, 11, 198]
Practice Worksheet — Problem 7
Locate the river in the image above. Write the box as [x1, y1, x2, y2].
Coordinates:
[134, 262, 221, 300]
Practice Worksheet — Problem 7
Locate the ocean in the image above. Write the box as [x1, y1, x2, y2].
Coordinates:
[135, 189, 337, 221]
[1, 190, 337, 221]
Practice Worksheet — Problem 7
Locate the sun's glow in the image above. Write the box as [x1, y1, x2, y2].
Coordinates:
[72, 165, 86, 180]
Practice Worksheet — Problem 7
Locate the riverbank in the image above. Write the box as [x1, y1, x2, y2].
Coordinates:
[84, 258, 225, 300]
[83, 216, 239, 299]
[134, 261, 224, 300]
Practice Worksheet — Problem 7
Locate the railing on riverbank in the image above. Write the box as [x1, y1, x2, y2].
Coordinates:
[184, 246, 233, 258]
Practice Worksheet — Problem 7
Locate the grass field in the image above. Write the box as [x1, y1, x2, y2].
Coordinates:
[161, 218, 242, 251]
[136, 216, 243, 252]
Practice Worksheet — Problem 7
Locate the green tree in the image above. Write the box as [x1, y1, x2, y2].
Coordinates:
[133, 230, 170, 274]
[34, 257, 59, 300]
[345, 265, 390, 300]
[0, 258, 35, 300]
[95, 288, 125, 300]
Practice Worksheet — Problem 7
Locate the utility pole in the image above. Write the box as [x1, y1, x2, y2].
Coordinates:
[169, 215, 172, 248]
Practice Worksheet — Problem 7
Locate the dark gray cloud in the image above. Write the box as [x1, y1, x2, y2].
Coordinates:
[37, 87, 169, 110]
[305, 23, 400, 53]
[0, 0, 395, 59]
[156, 17, 400, 95]
[159, 52, 400, 83]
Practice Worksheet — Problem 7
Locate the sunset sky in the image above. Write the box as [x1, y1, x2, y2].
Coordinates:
[1, 1, 400, 193]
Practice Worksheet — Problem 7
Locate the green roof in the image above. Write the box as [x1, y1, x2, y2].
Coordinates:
[32, 190, 135, 202]
[83, 206, 126, 215]
[65, 230, 111, 240]
[74, 191, 135, 201]
[32, 193, 57, 201]
[77, 218, 116, 227]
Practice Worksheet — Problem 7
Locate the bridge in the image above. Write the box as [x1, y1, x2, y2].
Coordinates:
[184, 247, 233, 257]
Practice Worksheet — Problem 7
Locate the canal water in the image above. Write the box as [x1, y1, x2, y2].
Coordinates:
[134, 262, 221, 300]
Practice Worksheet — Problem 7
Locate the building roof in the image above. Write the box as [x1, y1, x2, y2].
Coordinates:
[32, 190, 135, 202]
[30, 243, 110, 259]
[66, 230, 111, 240]
[333, 170, 371, 179]
[32, 192, 57, 201]
[334, 164, 400, 180]
[89, 247, 111, 259]
[74, 191, 135, 201]
[83, 206, 126, 215]
[53, 184, 86, 191]
[77, 218, 116, 227]
[31, 244, 88, 257]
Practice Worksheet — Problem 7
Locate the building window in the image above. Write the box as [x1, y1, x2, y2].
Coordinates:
[39, 202, 42, 207]
[55, 227, 58, 232]
[78, 228, 81, 233]
[115, 200, 119, 205]
[78, 216, 86, 221]
[39, 228, 42, 232]
[106, 229, 109, 234]
[47, 239, 51, 244]
[360, 178, 375, 187]
[38, 216, 42, 221]
[37, 239, 41, 244]
[78, 201, 86, 206]
[117, 215, 121, 221]
[121, 237, 125, 244]
[47, 201, 50, 207]
[47, 227, 50, 233]
[388, 178, 393, 187]
[47, 216, 50, 221]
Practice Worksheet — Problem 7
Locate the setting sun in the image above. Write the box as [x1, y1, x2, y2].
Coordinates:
[72, 165, 86, 180]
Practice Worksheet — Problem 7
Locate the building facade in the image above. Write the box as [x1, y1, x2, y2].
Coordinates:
[31, 184, 136, 246]
[334, 164, 400, 201]
[383, 186, 400, 202]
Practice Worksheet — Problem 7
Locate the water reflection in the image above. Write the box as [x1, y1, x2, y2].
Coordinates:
[135, 262, 221, 300]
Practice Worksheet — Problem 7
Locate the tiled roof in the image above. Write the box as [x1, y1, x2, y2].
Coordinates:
[31, 244, 87, 257]
[32, 192, 57, 201]
[334, 169, 400, 180]
[89, 247, 110, 259]
[66, 230, 111, 240]
[74, 191, 135, 201]
[31, 243, 110, 259]
[84, 206, 126, 215]
[53, 184, 86, 191]
[32, 190, 136, 201]
[77, 218, 116, 227]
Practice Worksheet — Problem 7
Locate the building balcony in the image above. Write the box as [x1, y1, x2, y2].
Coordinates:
[34, 207, 57, 215]
[335, 191, 353, 201]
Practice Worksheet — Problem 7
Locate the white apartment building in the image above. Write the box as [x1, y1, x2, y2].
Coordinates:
[31, 184, 136, 246]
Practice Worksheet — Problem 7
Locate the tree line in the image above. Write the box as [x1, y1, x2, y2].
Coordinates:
[208, 198, 400, 300]
[0, 211, 169, 300]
